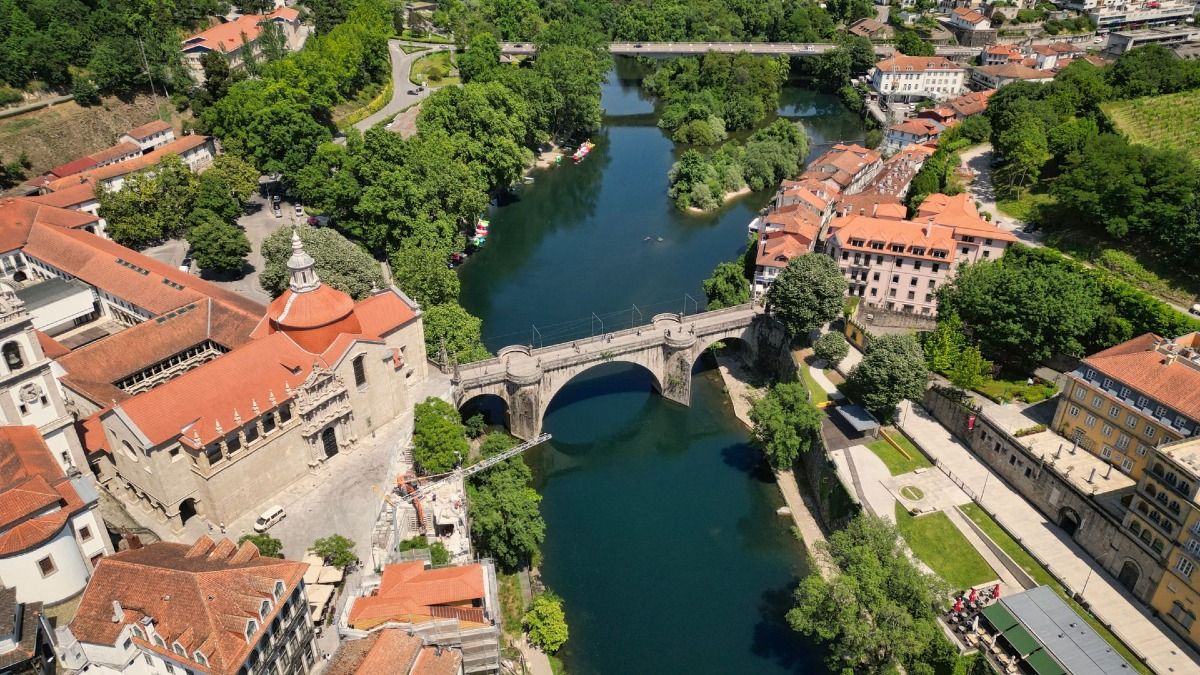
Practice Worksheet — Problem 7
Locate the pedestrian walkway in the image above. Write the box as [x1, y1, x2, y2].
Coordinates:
[942, 504, 1024, 596]
[806, 363, 845, 401]
[899, 400, 1200, 673]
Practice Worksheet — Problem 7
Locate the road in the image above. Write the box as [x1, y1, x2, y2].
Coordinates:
[960, 143, 1197, 318]
[353, 39, 451, 132]
[497, 40, 977, 60]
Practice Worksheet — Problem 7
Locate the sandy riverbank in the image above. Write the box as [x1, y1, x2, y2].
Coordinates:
[685, 185, 754, 215]
[532, 142, 564, 170]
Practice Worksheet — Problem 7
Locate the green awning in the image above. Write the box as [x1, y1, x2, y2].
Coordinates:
[1025, 649, 1067, 675]
[981, 602, 1019, 632]
[1002, 624, 1041, 657]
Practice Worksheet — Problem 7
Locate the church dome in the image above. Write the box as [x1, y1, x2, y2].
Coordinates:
[264, 230, 362, 353]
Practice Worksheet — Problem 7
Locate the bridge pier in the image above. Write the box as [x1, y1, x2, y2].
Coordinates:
[506, 381, 543, 441]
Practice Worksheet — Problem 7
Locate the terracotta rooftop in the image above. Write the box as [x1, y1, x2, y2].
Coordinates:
[952, 6, 989, 24]
[348, 562, 487, 630]
[47, 157, 98, 179]
[917, 193, 1016, 240]
[756, 231, 816, 270]
[986, 44, 1022, 55]
[69, 538, 307, 675]
[947, 89, 995, 117]
[975, 64, 1054, 80]
[327, 628, 462, 675]
[182, 7, 299, 55]
[1082, 333, 1200, 422]
[830, 214, 958, 262]
[0, 198, 99, 253]
[45, 135, 212, 192]
[88, 141, 141, 165]
[56, 298, 260, 407]
[849, 18, 889, 37]
[21, 222, 264, 318]
[874, 55, 964, 73]
[889, 118, 942, 137]
[801, 144, 881, 190]
[22, 179, 98, 209]
[124, 120, 173, 140]
[0, 427, 88, 556]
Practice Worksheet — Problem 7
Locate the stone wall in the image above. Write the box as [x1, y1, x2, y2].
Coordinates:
[922, 387, 1163, 604]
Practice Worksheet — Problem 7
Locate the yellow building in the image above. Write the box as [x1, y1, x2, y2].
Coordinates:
[1052, 332, 1200, 480]
[1136, 437, 1200, 645]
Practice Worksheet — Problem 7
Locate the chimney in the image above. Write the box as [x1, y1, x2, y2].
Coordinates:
[112, 600, 125, 623]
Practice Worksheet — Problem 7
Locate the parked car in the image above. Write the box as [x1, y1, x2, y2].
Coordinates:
[253, 505, 285, 532]
[1190, 303, 1200, 317]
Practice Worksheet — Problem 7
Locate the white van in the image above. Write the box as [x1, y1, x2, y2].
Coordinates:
[253, 505, 285, 532]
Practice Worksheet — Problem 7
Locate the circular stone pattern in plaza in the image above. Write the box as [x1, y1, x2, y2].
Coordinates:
[900, 485, 925, 502]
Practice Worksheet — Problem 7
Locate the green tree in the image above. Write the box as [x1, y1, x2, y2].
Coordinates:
[993, 114, 1049, 197]
[524, 592, 569, 653]
[765, 254, 848, 338]
[846, 335, 929, 420]
[389, 245, 460, 307]
[0, 152, 30, 190]
[71, 76, 100, 106]
[98, 155, 197, 248]
[187, 209, 251, 275]
[894, 30, 935, 56]
[398, 536, 451, 565]
[813, 332, 849, 367]
[423, 303, 491, 363]
[702, 261, 750, 310]
[413, 397, 469, 474]
[464, 413, 487, 439]
[923, 313, 967, 373]
[238, 533, 283, 558]
[312, 534, 357, 567]
[750, 381, 823, 469]
[259, 225, 383, 299]
[458, 32, 501, 83]
[948, 344, 992, 391]
[468, 433, 545, 569]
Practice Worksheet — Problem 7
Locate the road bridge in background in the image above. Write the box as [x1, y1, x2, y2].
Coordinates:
[498, 41, 979, 60]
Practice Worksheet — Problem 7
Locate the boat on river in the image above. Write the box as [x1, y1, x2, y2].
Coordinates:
[571, 141, 595, 162]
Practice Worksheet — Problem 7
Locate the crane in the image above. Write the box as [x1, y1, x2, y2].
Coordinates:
[395, 433, 552, 504]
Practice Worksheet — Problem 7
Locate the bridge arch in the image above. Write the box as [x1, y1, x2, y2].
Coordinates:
[459, 392, 510, 428]
[536, 358, 665, 429]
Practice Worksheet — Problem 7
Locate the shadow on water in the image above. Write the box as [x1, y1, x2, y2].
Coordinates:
[752, 580, 829, 674]
[721, 441, 778, 484]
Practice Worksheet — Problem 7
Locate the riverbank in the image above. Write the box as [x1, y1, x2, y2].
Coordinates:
[685, 185, 753, 214]
[532, 141, 564, 170]
[713, 350, 836, 580]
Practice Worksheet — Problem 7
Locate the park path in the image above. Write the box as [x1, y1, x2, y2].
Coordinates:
[353, 40, 450, 132]
[899, 400, 1200, 673]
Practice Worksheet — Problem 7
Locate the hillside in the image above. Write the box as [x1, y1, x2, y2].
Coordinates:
[0, 95, 183, 178]
[1101, 90, 1200, 162]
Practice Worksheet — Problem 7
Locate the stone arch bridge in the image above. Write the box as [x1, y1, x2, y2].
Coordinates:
[452, 304, 787, 439]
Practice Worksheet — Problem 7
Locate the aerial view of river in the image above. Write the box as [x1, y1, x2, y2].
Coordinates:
[458, 57, 865, 674]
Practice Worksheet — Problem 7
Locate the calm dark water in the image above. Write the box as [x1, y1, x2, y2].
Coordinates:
[458, 58, 862, 675]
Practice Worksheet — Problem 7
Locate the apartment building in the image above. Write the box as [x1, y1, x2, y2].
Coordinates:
[751, 226, 818, 300]
[118, 121, 175, 154]
[971, 63, 1055, 89]
[1062, 0, 1195, 31]
[1052, 332, 1200, 480]
[869, 55, 968, 102]
[945, 7, 997, 47]
[1132, 437, 1200, 647]
[883, 118, 942, 154]
[826, 193, 1014, 315]
[182, 7, 305, 83]
[800, 144, 884, 196]
[60, 537, 318, 675]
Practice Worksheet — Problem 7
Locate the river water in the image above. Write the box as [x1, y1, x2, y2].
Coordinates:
[458, 58, 864, 674]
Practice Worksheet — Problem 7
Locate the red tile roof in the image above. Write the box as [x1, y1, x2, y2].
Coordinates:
[124, 120, 173, 140]
[22, 179, 98, 209]
[917, 193, 1016, 241]
[975, 64, 1054, 80]
[88, 142, 141, 165]
[801, 144, 882, 191]
[69, 538, 307, 675]
[889, 118, 942, 137]
[874, 55, 964, 73]
[182, 8, 298, 55]
[756, 231, 815, 270]
[952, 7, 989, 24]
[45, 135, 212, 192]
[0, 198, 99, 253]
[831, 215, 959, 262]
[327, 628, 463, 675]
[947, 90, 995, 117]
[47, 157, 98, 179]
[1082, 333, 1200, 422]
[34, 330, 69, 359]
[0, 427, 88, 556]
[21, 222, 264, 318]
[348, 562, 487, 630]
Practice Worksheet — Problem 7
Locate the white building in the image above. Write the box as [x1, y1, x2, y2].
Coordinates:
[118, 120, 176, 154]
[0, 425, 111, 606]
[59, 538, 317, 675]
[869, 55, 968, 102]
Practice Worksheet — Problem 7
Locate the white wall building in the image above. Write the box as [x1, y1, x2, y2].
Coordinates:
[870, 55, 968, 102]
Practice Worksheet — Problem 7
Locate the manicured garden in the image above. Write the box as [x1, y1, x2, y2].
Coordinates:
[410, 51, 458, 87]
[895, 503, 997, 589]
[958, 503, 1151, 674]
[800, 362, 830, 406]
[973, 376, 1058, 404]
[866, 432, 931, 476]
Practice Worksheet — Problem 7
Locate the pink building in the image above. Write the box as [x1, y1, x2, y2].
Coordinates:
[826, 193, 1015, 315]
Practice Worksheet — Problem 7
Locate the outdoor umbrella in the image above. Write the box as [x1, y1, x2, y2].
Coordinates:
[969, 587, 978, 602]
[992, 584, 1001, 599]
[954, 597, 963, 613]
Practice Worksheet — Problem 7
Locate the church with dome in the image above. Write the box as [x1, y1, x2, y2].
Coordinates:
[62, 231, 429, 530]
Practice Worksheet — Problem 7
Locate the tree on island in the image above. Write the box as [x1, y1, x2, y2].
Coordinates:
[765, 254, 848, 339]
[413, 397, 470, 474]
[467, 433, 546, 570]
[813, 332, 849, 367]
[238, 533, 283, 558]
[846, 334, 929, 421]
[702, 261, 750, 310]
[312, 534, 357, 568]
[524, 592, 569, 653]
[750, 382, 823, 469]
[260, 225, 383, 300]
[187, 209, 251, 276]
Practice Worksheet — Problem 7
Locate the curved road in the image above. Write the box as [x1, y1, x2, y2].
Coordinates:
[354, 40, 451, 132]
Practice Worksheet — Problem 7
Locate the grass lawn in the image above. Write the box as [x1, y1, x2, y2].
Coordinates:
[866, 433, 931, 476]
[958, 503, 1151, 674]
[1102, 90, 1200, 163]
[399, 44, 429, 54]
[895, 503, 997, 589]
[399, 30, 453, 44]
[410, 51, 459, 87]
[497, 572, 526, 639]
[800, 363, 830, 406]
[996, 188, 1055, 223]
[973, 376, 1058, 404]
